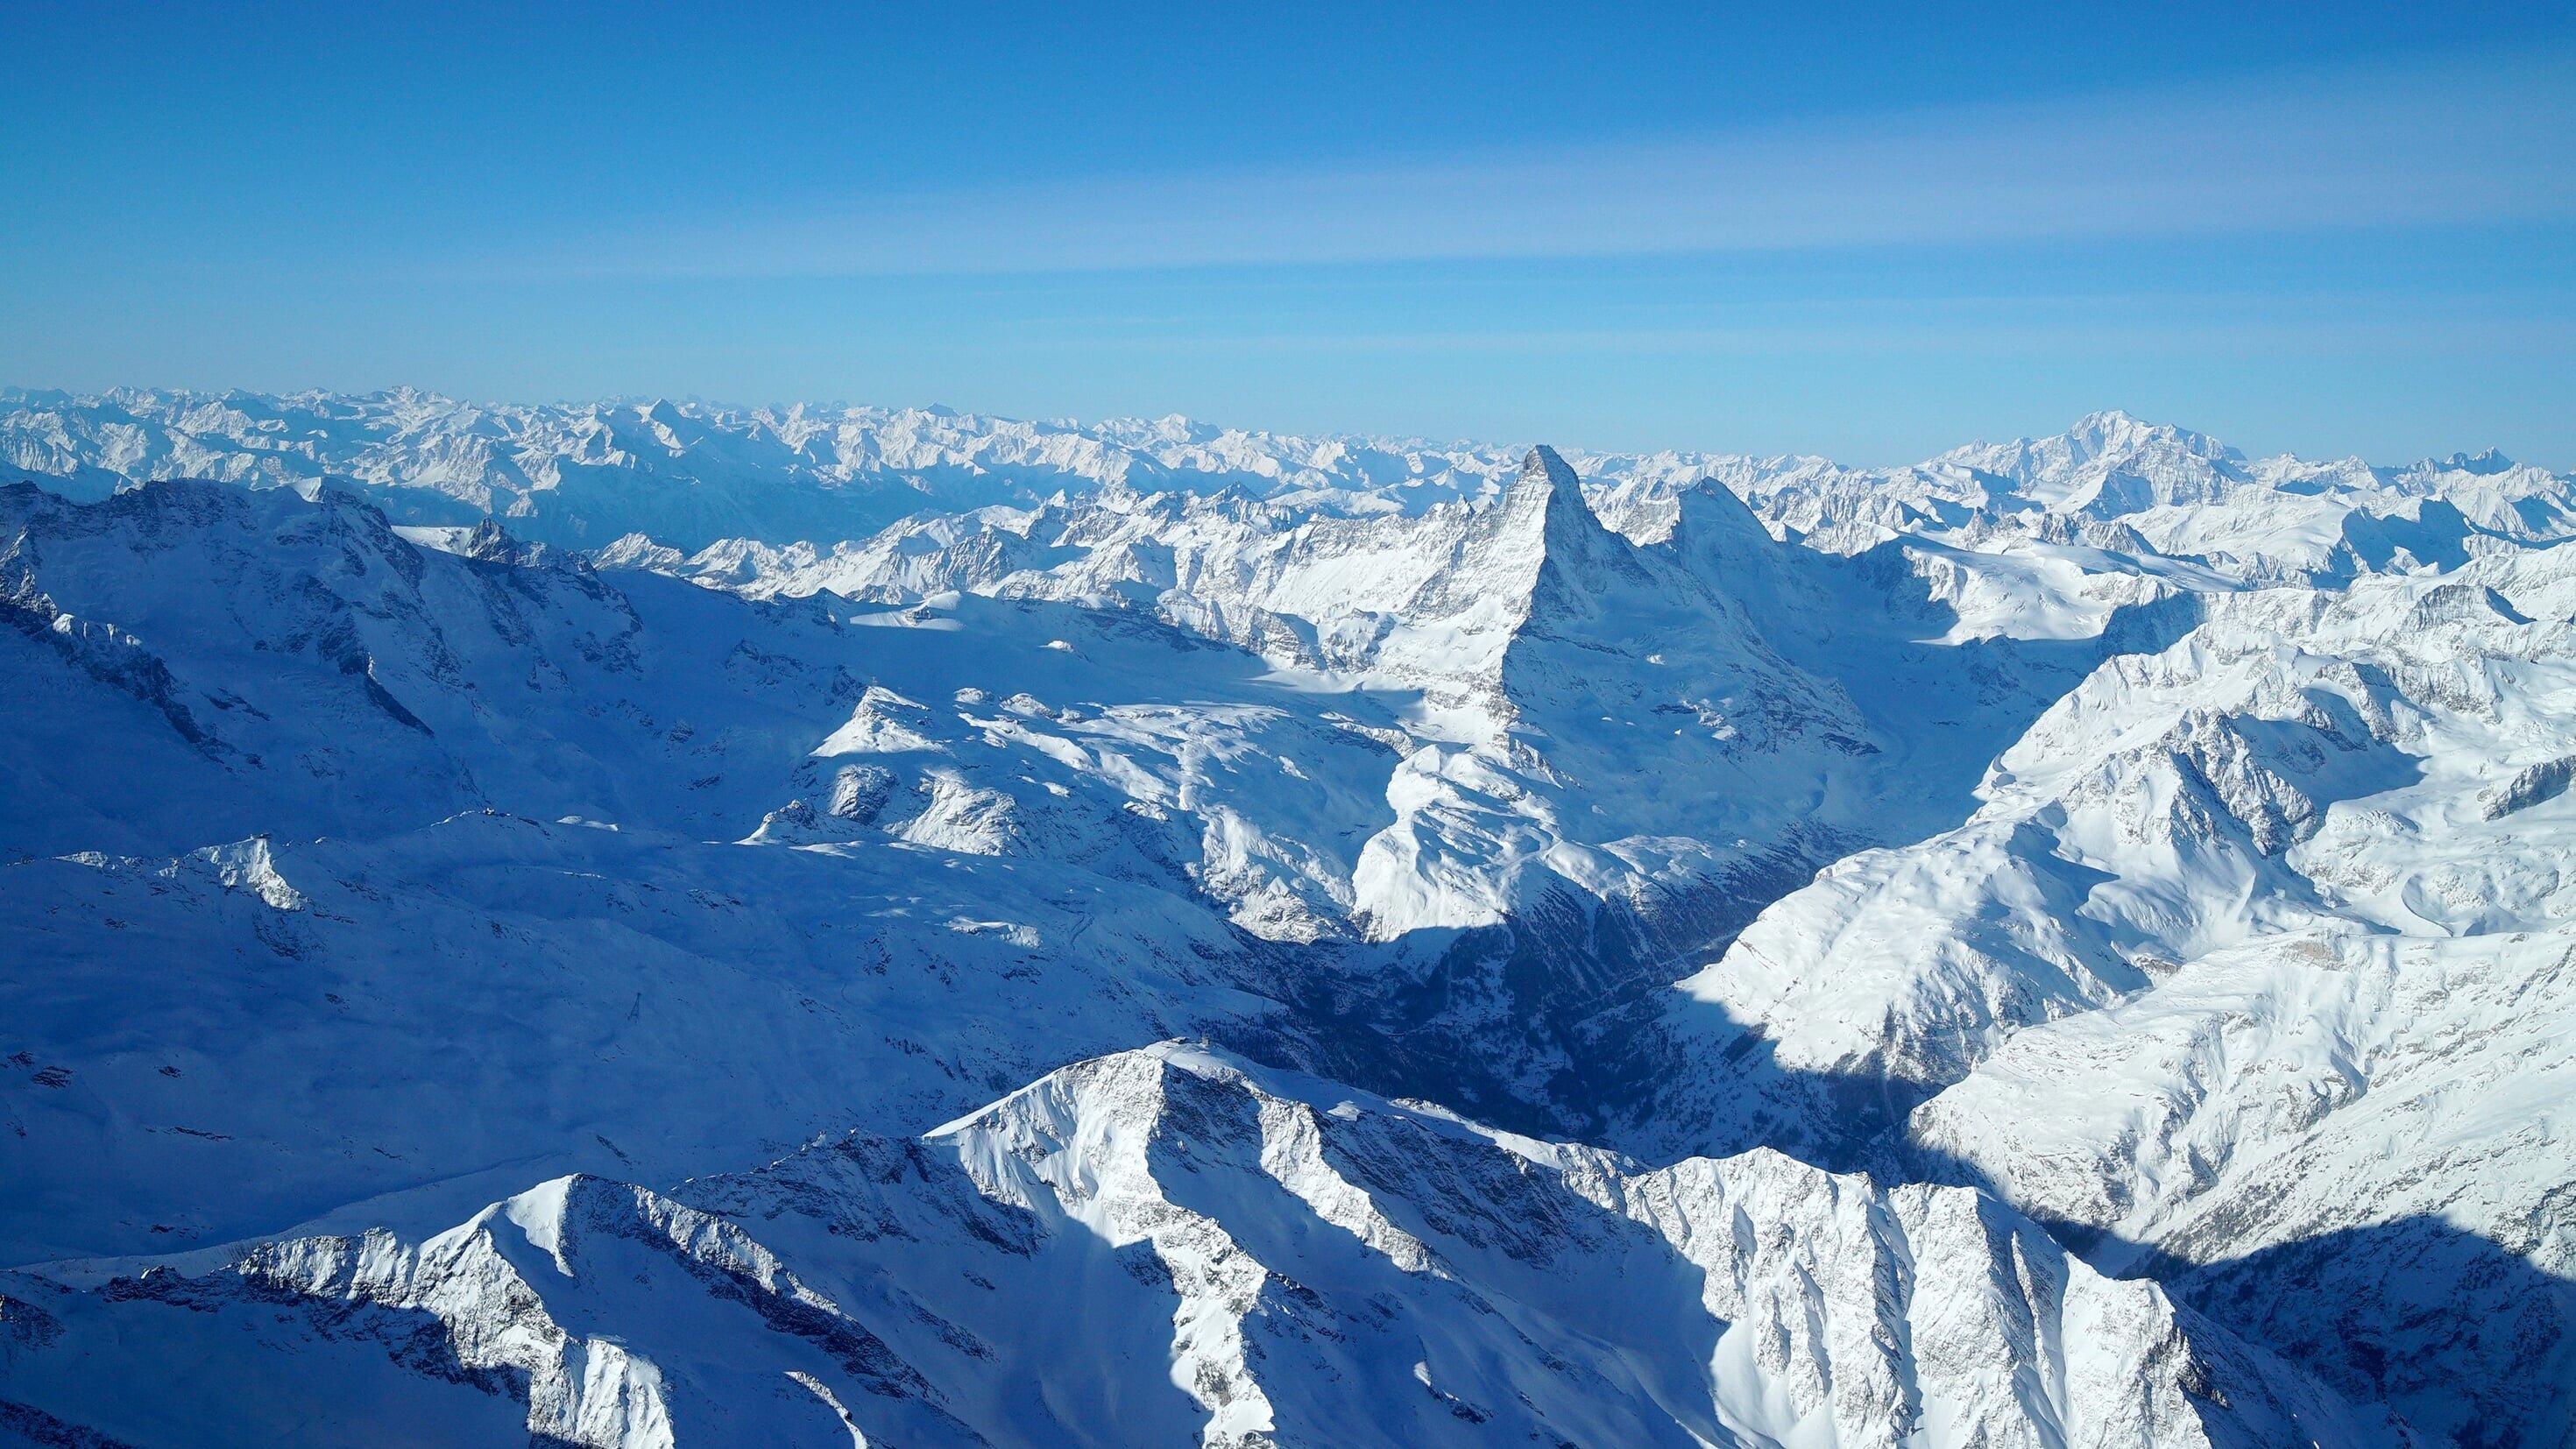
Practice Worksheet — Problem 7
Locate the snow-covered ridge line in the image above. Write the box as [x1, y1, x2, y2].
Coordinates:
[0, 385, 1717, 550]
[0, 1043, 2404, 1449]
[6, 386, 2571, 567]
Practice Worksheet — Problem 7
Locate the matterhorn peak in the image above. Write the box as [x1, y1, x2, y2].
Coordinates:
[1511, 444, 1605, 540]
[1484, 445, 1640, 597]
[1519, 443, 1581, 489]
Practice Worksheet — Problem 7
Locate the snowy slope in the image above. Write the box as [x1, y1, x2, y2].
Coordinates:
[1911, 929, 2576, 1447]
[4, 394, 2573, 1445]
[0, 1045, 2405, 1449]
[1633, 479, 2576, 1441]
[0, 814, 1284, 1265]
[1653, 546, 2576, 1118]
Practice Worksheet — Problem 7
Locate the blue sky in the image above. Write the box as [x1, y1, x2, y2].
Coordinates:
[6, 1, 2572, 465]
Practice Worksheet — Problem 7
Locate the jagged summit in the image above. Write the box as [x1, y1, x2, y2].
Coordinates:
[2438, 445, 2515, 474]
[1934, 410, 2247, 511]
[0, 1036, 2400, 1448]
[457, 514, 531, 563]
[1519, 442, 1578, 484]
[1501, 442, 1625, 566]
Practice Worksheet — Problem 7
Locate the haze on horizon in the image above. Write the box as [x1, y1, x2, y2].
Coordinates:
[5, 0, 2572, 468]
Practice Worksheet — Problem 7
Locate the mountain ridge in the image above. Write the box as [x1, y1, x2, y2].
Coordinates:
[3, 390, 2571, 1445]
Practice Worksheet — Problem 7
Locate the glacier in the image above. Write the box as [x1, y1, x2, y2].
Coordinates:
[2, 387, 2572, 1446]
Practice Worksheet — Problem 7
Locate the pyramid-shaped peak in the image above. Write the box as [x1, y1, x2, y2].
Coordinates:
[1510, 446, 1603, 534]
[462, 516, 530, 565]
[1492, 444, 1635, 588]
[1521, 445, 1581, 489]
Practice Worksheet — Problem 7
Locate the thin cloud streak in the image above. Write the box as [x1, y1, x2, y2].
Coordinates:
[508, 49, 2576, 280]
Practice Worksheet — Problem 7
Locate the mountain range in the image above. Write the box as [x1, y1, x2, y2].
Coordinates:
[3, 387, 2572, 1447]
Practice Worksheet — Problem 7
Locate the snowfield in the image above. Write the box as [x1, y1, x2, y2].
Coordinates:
[3, 387, 2571, 1445]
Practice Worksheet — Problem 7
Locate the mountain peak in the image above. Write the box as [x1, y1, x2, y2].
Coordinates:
[461, 516, 532, 565]
[1520, 445, 1581, 490]
[1934, 411, 2245, 504]
[2437, 447, 2515, 475]
[1506, 445, 1619, 560]
[2063, 409, 2231, 456]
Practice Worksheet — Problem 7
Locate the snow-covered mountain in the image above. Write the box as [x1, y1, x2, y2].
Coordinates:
[3, 388, 2571, 1446]
[3, 1046, 2402, 1448]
